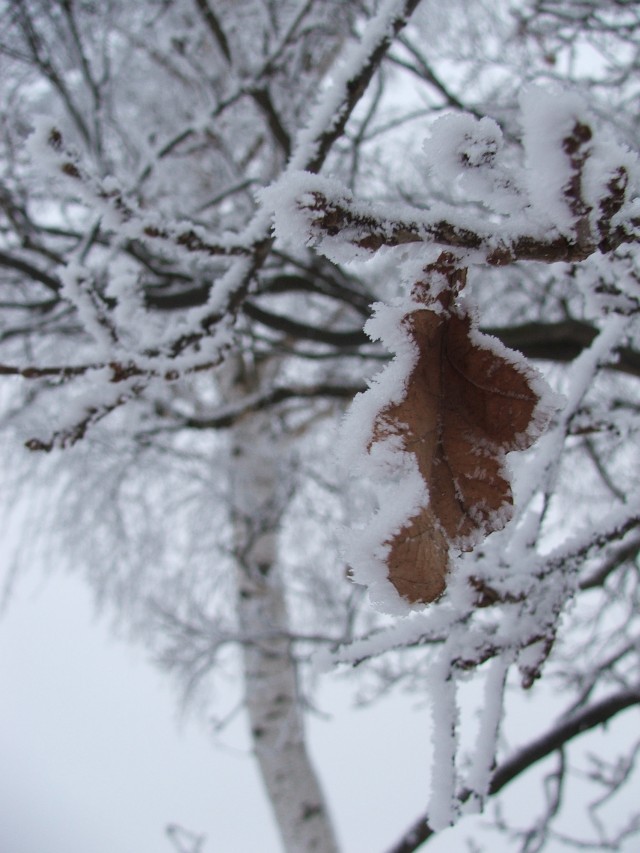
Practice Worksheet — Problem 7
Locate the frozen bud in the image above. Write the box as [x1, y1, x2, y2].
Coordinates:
[422, 114, 504, 182]
[421, 113, 522, 212]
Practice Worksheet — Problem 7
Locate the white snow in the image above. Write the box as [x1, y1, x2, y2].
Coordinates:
[520, 85, 593, 232]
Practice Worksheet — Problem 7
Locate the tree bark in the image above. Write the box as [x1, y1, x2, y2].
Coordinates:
[229, 358, 339, 853]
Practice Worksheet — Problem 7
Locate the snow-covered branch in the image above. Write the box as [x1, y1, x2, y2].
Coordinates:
[388, 687, 640, 853]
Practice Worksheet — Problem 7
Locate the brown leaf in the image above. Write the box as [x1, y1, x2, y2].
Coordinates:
[374, 297, 547, 604]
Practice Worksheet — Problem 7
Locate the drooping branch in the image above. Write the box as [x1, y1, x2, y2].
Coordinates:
[489, 689, 640, 796]
[387, 688, 640, 853]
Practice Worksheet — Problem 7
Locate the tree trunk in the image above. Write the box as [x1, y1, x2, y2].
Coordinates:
[229, 360, 339, 853]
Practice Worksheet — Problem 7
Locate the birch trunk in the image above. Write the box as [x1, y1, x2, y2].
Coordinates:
[229, 360, 339, 853]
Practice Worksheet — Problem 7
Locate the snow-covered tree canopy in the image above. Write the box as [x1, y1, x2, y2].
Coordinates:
[1, 1, 639, 851]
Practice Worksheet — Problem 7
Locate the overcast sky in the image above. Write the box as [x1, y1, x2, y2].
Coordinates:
[3, 568, 638, 853]
[0, 569, 439, 853]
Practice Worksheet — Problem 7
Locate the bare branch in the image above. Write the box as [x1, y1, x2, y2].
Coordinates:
[387, 689, 640, 853]
[299, 0, 424, 173]
[193, 0, 232, 63]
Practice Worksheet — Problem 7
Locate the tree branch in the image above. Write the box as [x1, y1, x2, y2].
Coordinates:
[387, 688, 640, 853]
[176, 383, 364, 431]
[250, 87, 292, 158]
[485, 319, 640, 378]
[243, 301, 370, 348]
[391, 36, 480, 116]
[38, 0, 425, 366]
[299, 188, 639, 263]
[300, 0, 424, 173]
[579, 533, 640, 590]
[0, 250, 62, 294]
[489, 689, 640, 795]
[193, 0, 232, 63]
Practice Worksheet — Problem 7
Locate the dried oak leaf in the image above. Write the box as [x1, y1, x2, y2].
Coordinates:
[373, 302, 549, 604]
